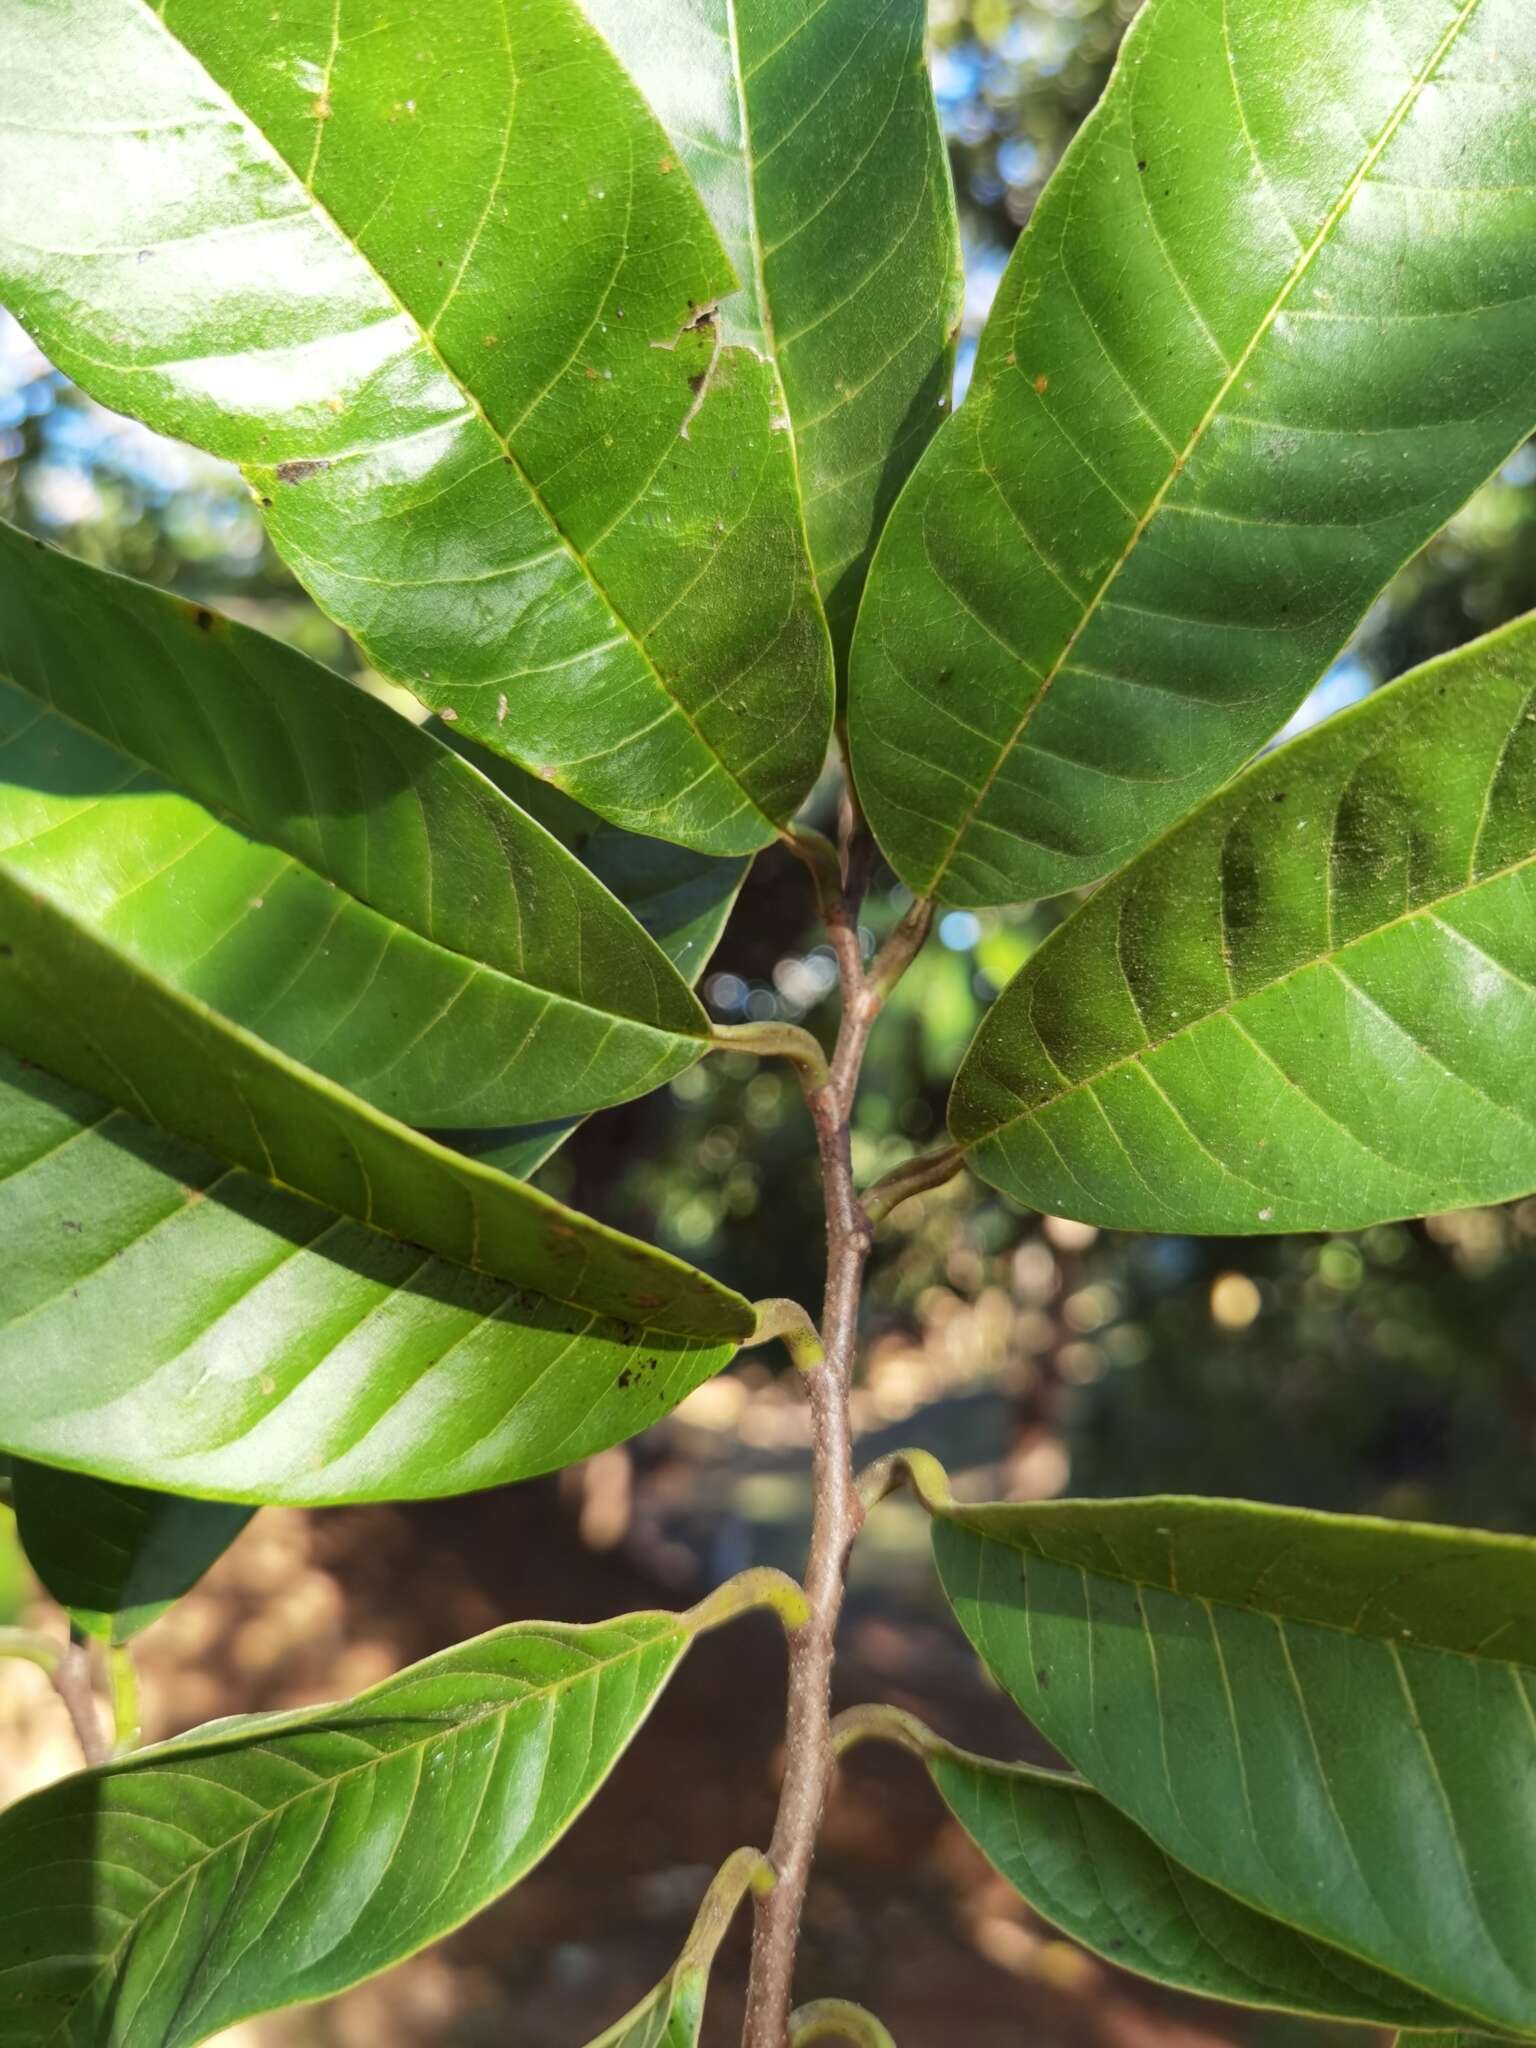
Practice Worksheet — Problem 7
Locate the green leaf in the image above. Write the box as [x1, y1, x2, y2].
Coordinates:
[0, 956, 752, 1498]
[848, 0, 1536, 905]
[584, 1846, 767, 2048]
[927, 1744, 1487, 2028]
[0, 0, 833, 854]
[459, 752, 748, 986]
[0, 524, 722, 1129]
[905, 1456, 1536, 2037]
[0, 1594, 756, 2045]
[949, 614, 1536, 1232]
[579, 0, 963, 671]
[427, 720, 749, 1175]
[8, 1459, 252, 1643]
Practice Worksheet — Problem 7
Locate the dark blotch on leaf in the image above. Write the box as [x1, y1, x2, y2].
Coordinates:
[274, 458, 331, 485]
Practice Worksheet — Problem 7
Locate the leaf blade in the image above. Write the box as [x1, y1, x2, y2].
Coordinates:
[0, 523, 719, 1128]
[579, 0, 963, 670]
[0, 1050, 744, 1504]
[930, 1748, 1492, 2030]
[922, 1480, 1536, 2036]
[950, 613, 1536, 1231]
[0, 1607, 699, 2045]
[0, 0, 832, 852]
[8, 1459, 252, 1643]
[849, 0, 1536, 904]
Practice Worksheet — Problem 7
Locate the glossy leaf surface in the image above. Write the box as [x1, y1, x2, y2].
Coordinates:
[580, 0, 963, 669]
[923, 1478, 1536, 2036]
[931, 1747, 1486, 2028]
[951, 616, 1536, 1231]
[0, 1064, 746, 1506]
[0, 1608, 699, 2044]
[0, 0, 832, 853]
[849, 0, 1536, 904]
[8, 1459, 251, 1643]
[0, 525, 713, 1128]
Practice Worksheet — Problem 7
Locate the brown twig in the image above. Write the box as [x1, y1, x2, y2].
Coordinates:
[744, 804, 930, 2046]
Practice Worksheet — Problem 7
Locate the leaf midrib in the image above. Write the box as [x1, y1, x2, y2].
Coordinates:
[924, 0, 1484, 898]
[0, 669, 709, 1047]
[963, 846, 1536, 1150]
[951, 1514, 1536, 1676]
[34, 1621, 685, 2048]
[133, 0, 778, 838]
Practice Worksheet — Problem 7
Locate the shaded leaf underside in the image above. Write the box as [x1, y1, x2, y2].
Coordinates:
[7, 1458, 252, 1641]
[932, 1748, 1490, 2028]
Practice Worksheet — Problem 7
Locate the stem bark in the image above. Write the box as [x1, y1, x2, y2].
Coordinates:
[742, 805, 925, 2045]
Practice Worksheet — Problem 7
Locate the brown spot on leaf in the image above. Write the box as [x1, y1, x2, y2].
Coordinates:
[1033, 373, 1049, 394]
[274, 458, 331, 485]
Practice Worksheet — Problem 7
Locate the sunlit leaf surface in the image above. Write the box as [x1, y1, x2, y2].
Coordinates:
[0, 0, 833, 852]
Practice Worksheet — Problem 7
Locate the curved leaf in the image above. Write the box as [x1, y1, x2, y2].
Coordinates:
[849, 0, 1536, 905]
[0, 1033, 749, 1501]
[0, 0, 833, 853]
[927, 1745, 1486, 2028]
[8, 1459, 251, 1643]
[0, 871, 753, 1501]
[584, 1846, 767, 2048]
[0, 524, 717, 1128]
[0, 1603, 721, 2045]
[908, 1460, 1536, 2037]
[950, 614, 1536, 1232]
[428, 722, 749, 1176]
[579, 0, 963, 670]
[0, 1052, 744, 1503]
